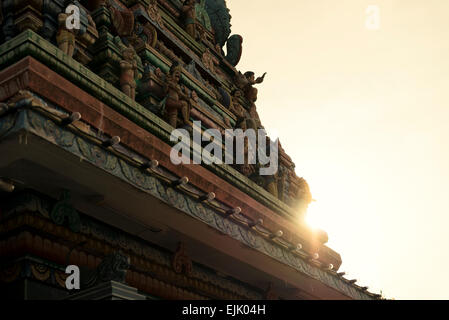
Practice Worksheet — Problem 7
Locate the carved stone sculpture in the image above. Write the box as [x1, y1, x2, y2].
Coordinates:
[248, 102, 263, 129]
[147, 0, 164, 28]
[161, 63, 192, 128]
[120, 46, 140, 100]
[56, 13, 76, 57]
[172, 242, 193, 276]
[195, 0, 212, 31]
[264, 171, 279, 197]
[107, 1, 135, 38]
[85, 251, 131, 287]
[229, 89, 246, 129]
[237, 71, 267, 104]
[50, 189, 81, 233]
[205, 0, 243, 66]
[202, 48, 219, 74]
[182, 0, 197, 39]
[289, 176, 313, 215]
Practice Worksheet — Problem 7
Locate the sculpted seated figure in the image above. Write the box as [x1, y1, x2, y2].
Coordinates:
[162, 63, 192, 129]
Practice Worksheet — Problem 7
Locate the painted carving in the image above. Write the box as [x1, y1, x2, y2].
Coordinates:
[56, 13, 76, 57]
[182, 0, 197, 39]
[107, 1, 135, 38]
[195, 0, 212, 31]
[205, 0, 243, 66]
[172, 242, 193, 276]
[229, 89, 246, 129]
[202, 48, 219, 74]
[50, 189, 81, 233]
[132, 21, 158, 49]
[161, 63, 192, 128]
[147, 0, 164, 29]
[237, 71, 267, 104]
[120, 46, 141, 100]
[85, 251, 131, 287]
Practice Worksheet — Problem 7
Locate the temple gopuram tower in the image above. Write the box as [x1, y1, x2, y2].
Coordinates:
[0, 0, 378, 300]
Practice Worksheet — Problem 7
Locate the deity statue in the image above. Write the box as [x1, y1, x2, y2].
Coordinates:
[277, 165, 288, 201]
[120, 46, 140, 100]
[202, 48, 219, 74]
[263, 168, 280, 197]
[229, 89, 263, 132]
[234, 140, 256, 178]
[182, 0, 197, 39]
[236, 71, 267, 104]
[229, 89, 246, 129]
[248, 102, 263, 129]
[56, 13, 76, 57]
[161, 63, 192, 128]
[289, 176, 313, 215]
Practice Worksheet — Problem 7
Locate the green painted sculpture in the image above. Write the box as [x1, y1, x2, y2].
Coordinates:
[195, 0, 212, 31]
[205, 0, 243, 66]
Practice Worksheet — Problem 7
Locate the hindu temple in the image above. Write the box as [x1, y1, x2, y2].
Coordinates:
[0, 0, 379, 300]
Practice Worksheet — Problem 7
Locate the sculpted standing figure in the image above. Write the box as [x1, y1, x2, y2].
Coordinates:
[229, 89, 247, 129]
[182, 0, 197, 39]
[120, 46, 140, 100]
[56, 13, 76, 57]
[229, 89, 261, 131]
[248, 103, 263, 129]
[234, 71, 266, 129]
[162, 63, 192, 128]
[239, 71, 267, 103]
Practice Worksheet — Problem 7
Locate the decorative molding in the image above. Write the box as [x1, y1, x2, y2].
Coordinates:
[0, 200, 264, 299]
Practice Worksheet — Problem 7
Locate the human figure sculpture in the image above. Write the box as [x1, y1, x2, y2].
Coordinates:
[202, 49, 219, 74]
[182, 0, 197, 39]
[229, 89, 247, 129]
[162, 63, 192, 128]
[262, 136, 280, 198]
[265, 173, 279, 198]
[248, 103, 263, 129]
[240, 145, 256, 177]
[120, 46, 140, 100]
[56, 13, 76, 57]
[236, 71, 267, 103]
[229, 89, 262, 132]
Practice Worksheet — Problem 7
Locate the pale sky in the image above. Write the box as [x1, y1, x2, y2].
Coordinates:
[227, 0, 449, 299]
